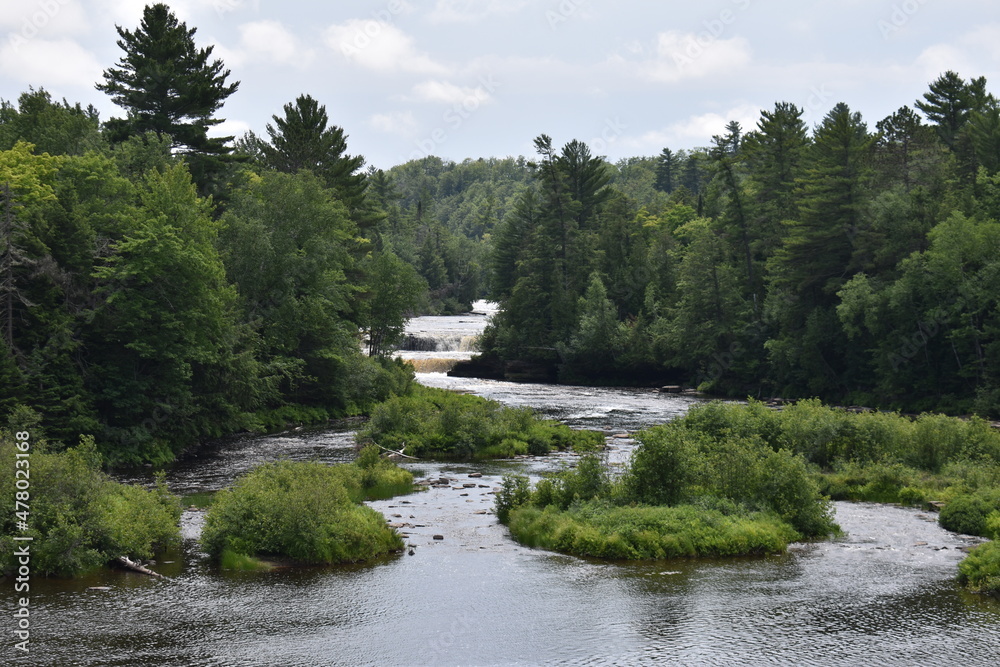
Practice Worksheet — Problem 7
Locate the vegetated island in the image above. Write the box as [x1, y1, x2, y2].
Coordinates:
[495, 399, 1000, 596]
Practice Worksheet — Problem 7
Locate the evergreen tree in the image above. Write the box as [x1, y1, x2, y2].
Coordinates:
[96, 3, 239, 191]
[248, 94, 375, 228]
[915, 71, 991, 150]
[654, 147, 679, 193]
[765, 103, 872, 395]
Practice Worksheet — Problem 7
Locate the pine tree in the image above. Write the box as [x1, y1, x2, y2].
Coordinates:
[654, 147, 678, 193]
[915, 71, 992, 150]
[248, 94, 375, 227]
[96, 3, 239, 191]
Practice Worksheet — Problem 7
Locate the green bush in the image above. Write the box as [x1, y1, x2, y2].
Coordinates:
[357, 385, 602, 460]
[957, 540, 1000, 595]
[622, 426, 703, 506]
[200, 460, 408, 565]
[0, 434, 182, 577]
[939, 492, 1000, 536]
[494, 474, 532, 524]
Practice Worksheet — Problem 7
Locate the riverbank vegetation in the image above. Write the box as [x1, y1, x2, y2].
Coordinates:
[200, 449, 412, 568]
[356, 385, 603, 460]
[496, 406, 839, 560]
[498, 400, 1000, 582]
[0, 411, 181, 577]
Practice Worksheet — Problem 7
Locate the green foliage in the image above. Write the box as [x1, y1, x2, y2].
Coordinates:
[957, 540, 1000, 595]
[357, 385, 601, 460]
[939, 492, 1000, 536]
[494, 474, 532, 524]
[96, 2, 239, 193]
[0, 432, 181, 577]
[508, 501, 799, 560]
[200, 459, 410, 565]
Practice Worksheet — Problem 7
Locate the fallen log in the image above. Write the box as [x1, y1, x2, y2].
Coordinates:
[117, 556, 165, 578]
[376, 443, 420, 460]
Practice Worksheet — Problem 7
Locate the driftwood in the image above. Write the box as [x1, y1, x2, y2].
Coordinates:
[376, 443, 420, 460]
[117, 556, 165, 578]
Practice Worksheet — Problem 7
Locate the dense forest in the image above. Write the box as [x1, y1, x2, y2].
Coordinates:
[3, 1, 1000, 474]
[0, 4, 421, 465]
[468, 74, 1000, 419]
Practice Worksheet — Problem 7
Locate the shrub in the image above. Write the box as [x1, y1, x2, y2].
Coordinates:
[622, 425, 703, 506]
[201, 460, 406, 565]
[957, 540, 1000, 595]
[357, 385, 602, 460]
[0, 434, 182, 577]
[939, 492, 1000, 536]
[494, 474, 532, 524]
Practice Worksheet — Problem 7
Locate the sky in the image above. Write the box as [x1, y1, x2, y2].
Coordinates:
[1, 0, 999, 169]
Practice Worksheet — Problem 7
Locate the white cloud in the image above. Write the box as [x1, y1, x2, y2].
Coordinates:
[215, 20, 310, 68]
[427, 0, 531, 23]
[915, 43, 976, 80]
[633, 31, 752, 83]
[411, 80, 493, 105]
[0, 37, 104, 89]
[625, 103, 763, 151]
[208, 117, 251, 138]
[323, 20, 449, 75]
[0, 0, 90, 36]
[369, 110, 419, 136]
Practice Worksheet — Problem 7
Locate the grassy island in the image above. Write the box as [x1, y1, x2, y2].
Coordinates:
[200, 448, 413, 568]
[497, 400, 1000, 580]
[356, 385, 603, 460]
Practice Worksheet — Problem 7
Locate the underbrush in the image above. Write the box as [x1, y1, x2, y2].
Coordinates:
[0, 424, 181, 577]
[356, 385, 603, 460]
[200, 448, 412, 566]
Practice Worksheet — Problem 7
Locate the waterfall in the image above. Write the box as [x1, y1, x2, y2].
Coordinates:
[399, 333, 480, 352]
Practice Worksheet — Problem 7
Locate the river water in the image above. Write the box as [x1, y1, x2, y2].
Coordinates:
[5, 306, 1000, 666]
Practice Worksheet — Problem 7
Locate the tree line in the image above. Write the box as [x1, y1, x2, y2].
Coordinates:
[478, 71, 1000, 417]
[0, 4, 422, 464]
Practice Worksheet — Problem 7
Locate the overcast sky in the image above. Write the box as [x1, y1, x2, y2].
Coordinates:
[2, 0, 999, 169]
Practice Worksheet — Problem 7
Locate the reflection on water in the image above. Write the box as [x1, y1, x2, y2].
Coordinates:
[6, 306, 1000, 665]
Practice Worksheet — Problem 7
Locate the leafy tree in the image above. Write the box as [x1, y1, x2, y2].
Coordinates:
[0, 88, 103, 155]
[360, 250, 425, 357]
[218, 170, 366, 408]
[89, 164, 255, 462]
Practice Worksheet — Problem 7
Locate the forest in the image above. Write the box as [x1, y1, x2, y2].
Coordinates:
[2, 0, 999, 476]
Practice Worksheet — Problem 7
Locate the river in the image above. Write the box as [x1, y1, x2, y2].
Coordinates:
[5, 305, 1000, 666]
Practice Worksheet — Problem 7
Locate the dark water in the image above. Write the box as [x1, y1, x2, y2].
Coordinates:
[5, 309, 1000, 665]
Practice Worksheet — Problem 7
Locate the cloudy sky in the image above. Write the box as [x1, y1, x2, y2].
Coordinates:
[2, 0, 999, 168]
